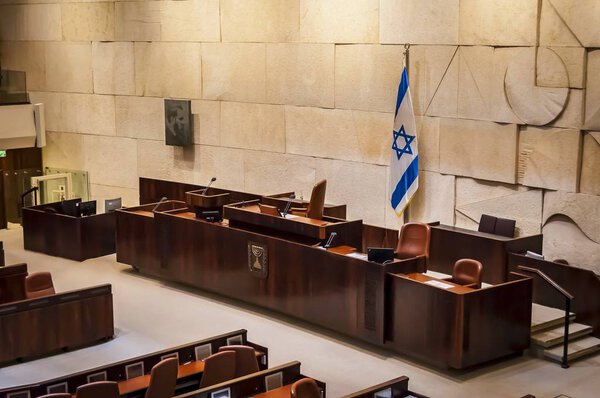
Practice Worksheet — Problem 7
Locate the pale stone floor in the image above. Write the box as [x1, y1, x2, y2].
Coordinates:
[1, 228, 599, 398]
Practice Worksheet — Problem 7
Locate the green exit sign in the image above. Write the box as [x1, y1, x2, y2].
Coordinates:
[0, 151, 6, 158]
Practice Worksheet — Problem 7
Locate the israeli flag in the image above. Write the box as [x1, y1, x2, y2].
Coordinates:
[389, 66, 418, 217]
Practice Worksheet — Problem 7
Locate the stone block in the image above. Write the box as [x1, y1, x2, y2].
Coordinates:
[409, 171, 455, 225]
[380, 0, 459, 45]
[0, 4, 61, 41]
[92, 42, 135, 95]
[316, 158, 387, 226]
[489, 47, 522, 124]
[416, 116, 440, 172]
[220, 102, 284, 153]
[551, 89, 584, 129]
[42, 132, 85, 171]
[137, 139, 196, 184]
[244, 151, 316, 197]
[266, 43, 334, 108]
[299, 0, 378, 43]
[0, 41, 47, 91]
[221, 0, 299, 42]
[455, 177, 542, 237]
[285, 106, 392, 165]
[539, 0, 580, 46]
[161, 0, 220, 42]
[548, 0, 600, 47]
[335, 45, 404, 113]
[135, 42, 202, 99]
[115, 1, 163, 41]
[457, 46, 494, 121]
[191, 100, 220, 146]
[90, 184, 139, 212]
[29, 92, 61, 132]
[584, 50, 600, 129]
[61, 2, 115, 41]
[580, 132, 600, 195]
[459, 0, 538, 46]
[439, 118, 518, 184]
[536, 47, 569, 88]
[549, 47, 586, 89]
[518, 127, 581, 192]
[84, 135, 138, 189]
[543, 191, 600, 245]
[116, 96, 164, 141]
[45, 42, 93, 94]
[202, 43, 266, 103]
[194, 145, 245, 192]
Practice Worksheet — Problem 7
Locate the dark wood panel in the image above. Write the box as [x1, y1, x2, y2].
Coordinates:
[0, 263, 27, 304]
[340, 376, 429, 398]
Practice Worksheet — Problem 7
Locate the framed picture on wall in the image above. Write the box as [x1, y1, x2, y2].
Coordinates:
[164, 99, 193, 147]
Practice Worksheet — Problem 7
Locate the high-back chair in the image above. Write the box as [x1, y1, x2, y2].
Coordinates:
[292, 180, 327, 220]
[145, 357, 179, 398]
[199, 350, 237, 388]
[394, 222, 431, 264]
[449, 259, 483, 289]
[478, 214, 497, 234]
[291, 378, 321, 398]
[75, 381, 120, 398]
[218, 345, 259, 377]
[25, 272, 55, 299]
[494, 217, 516, 238]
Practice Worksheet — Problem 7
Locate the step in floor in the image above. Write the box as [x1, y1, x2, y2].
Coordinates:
[531, 323, 593, 348]
[544, 336, 600, 362]
[531, 303, 575, 333]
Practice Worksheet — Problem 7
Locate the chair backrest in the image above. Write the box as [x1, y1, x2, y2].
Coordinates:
[291, 378, 320, 398]
[478, 214, 497, 234]
[306, 180, 327, 220]
[452, 259, 483, 288]
[199, 350, 237, 388]
[395, 222, 431, 261]
[494, 217, 516, 238]
[76, 381, 120, 398]
[39, 394, 72, 398]
[25, 271, 55, 299]
[145, 357, 179, 398]
[218, 345, 259, 377]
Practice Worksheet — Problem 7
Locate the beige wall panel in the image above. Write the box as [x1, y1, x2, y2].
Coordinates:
[549, 47, 586, 89]
[536, 47, 570, 88]
[410, 171, 455, 225]
[488, 47, 522, 124]
[380, 0, 458, 45]
[459, 0, 538, 46]
[580, 132, 600, 196]
[299, 0, 378, 43]
[316, 158, 386, 226]
[42, 132, 85, 171]
[202, 43, 266, 103]
[92, 42, 135, 95]
[194, 145, 245, 192]
[335, 44, 404, 113]
[191, 100, 220, 146]
[426, 50, 459, 118]
[116, 96, 164, 141]
[115, 1, 163, 41]
[244, 151, 316, 196]
[439, 118, 518, 184]
[61, 2, 114, 41]
[539, 0, 580, 47]
[221, 0, 299, 43]
[29, 91, 61, 132]
[552, 89, 584, 129]
[548, 0, 600, 47]
[1, 41, 47, 91]
[266, 43, 334, 108]
[416, 116, 440, 172]
[135, 42, 202, 99]
[0, 4, 61, 41]
[584, 50, 600, 129]
[161, 0, 220, 42]
[518, 127, 581, 192]
[85, 135, 138, 189]
[89, 184, 139, 212]
[220, 101, 285, 153]
[544, 191, 600, 245]
[457, 46, 494, 121]
[137, 139, 196, 184]
[45, 42, 93, 93]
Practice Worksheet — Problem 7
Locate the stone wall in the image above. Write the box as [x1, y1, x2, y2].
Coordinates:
[0, 0, 598, 273]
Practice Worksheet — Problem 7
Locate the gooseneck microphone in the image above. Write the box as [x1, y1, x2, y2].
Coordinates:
[152, 197, 168, 212]
[281, 193, 296, 217]
[324, 232, 337, 249]
[201, 177, 217, 195]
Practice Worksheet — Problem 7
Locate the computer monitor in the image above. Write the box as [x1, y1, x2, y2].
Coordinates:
[105, 197, 122, 212]
[367, 247, 395, 264]
[60, 199, 81, 217]
[78, 200, 97, 217]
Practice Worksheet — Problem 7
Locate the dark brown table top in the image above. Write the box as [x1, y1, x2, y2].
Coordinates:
[398, 273, 474, 294]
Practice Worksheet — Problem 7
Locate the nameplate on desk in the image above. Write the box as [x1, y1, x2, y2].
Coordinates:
[424, 280, 454, 289]
[283, 214, 299, 219]
[346, 252, 368, 260]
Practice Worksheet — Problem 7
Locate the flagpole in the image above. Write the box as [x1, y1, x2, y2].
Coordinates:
[403, 43, 411, 225]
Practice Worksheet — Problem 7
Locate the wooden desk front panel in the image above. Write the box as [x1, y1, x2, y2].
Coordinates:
[80, 213, 117, 260]
[0, 263, 27, 304]
[116, 209, 161, 271]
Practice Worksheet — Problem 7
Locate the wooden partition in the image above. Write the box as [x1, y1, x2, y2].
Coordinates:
[0, 262, 27, 303]
[0, 284, 114, 364]
[341, 376, 429, 398]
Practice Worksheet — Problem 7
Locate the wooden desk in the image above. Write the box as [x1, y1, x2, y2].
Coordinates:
[0, 262, 27, 304]
[253, 384, 292, 397]
[340, 376, 429, 398]
[400, 273, 473, 294]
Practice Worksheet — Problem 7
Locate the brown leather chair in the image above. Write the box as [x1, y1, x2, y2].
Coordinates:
[448, 258, 483, 289]
[25, 271, 55, 299]
[199, 350, 237, 388]
[145, 357, 178, 398]
[218, 345, 259, 377]
[291, 378, 320, 398]
[75, 381, 120, 398]
[394, 222, 431, 265]
[39, 394, 71, 398]
[292, 179, 327, 220]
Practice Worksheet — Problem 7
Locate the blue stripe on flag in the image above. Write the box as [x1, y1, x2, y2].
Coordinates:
[394, 67, 409, 118]
[390, 155, 419, 210]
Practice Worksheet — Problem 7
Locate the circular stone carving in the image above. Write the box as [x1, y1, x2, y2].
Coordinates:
[504, 47, 569, 126]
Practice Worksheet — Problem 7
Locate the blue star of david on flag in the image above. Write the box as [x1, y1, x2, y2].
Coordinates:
[391, 125, 415, 160]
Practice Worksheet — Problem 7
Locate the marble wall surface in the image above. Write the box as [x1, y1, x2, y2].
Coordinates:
[0, 0, 598, 273]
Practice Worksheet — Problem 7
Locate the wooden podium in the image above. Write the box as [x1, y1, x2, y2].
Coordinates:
[185, 188, 230, 218]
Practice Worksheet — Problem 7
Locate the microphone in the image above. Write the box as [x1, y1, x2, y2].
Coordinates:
[152, 197, 168, 212]
[201, 177, 217, 195]
[281, 193, 296, 217]
[324, 232, 337, 249]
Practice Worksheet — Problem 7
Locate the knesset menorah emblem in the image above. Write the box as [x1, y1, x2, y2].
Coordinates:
[247, 242, 268, 279]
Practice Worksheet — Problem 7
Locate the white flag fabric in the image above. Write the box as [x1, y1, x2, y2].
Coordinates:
[389, 66, 419, 217]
